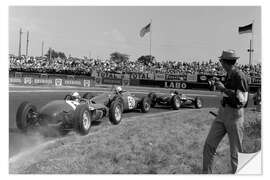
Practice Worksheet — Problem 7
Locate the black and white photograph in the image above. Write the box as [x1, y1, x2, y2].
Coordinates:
[7, 5, 262, 174]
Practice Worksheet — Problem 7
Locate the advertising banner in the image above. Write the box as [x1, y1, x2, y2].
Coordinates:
[96, 71, 122, 79]
[95, 77, 102, 85]
[164, 81, 189, 89]
[63, 79, 83, 86]
[250, 76, 261, 84]
[14, 72, 23, 77]
[122, 79, 130, 86]
[165, 74, 187, 81]
[83, 80, 91, 87]
[102, 78, 122, 85]
[197, 74, 226, 83]
[187, 74, 197, 82]
[129, 72, 154, 80]
[23, 77, 32, 85]
[122, 74, 130, 80]
[55, 78, 63, 86]
[33, 78, 53, 85]
[9, 77, 22, 84]
[155, 73, 165, 80]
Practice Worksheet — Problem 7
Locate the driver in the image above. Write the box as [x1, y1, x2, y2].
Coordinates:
[72, 92, 81, 102]
[115, 86, 123, 94]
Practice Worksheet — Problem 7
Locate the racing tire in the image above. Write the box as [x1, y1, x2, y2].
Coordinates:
[16, 101, 37, 132]
[194, 97, 203, 109]
[171, 95, 181, 110]
[141, 97, 151, 113]
[109, 101, 122, 125]
[82, 92, 94, 100]
[111, 96, 124, 112]
[148, 92, 157, 107]
[74, 104, 92, 135]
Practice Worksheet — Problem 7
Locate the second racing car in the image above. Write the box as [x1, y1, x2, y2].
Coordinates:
[83, 86, 151, 113]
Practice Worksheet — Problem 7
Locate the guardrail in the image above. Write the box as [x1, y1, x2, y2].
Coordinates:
[9, 71, 261, 92]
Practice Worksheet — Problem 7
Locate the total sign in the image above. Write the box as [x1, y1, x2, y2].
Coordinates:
[84, 80, 91, 87]
[164, 81, 188, 89]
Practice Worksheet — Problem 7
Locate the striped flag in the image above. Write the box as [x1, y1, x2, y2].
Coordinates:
[140, 23, 151, 37]
[238, 23, 253, 34]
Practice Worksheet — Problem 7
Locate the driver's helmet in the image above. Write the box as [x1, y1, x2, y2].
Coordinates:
[72, 92, 81, 101]
[115, 86, 123, 93]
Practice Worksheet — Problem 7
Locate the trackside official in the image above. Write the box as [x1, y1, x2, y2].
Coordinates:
[202, 50, 249, 174]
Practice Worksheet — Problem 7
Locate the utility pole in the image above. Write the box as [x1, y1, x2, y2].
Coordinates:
[26, 31, 29, 57]
[18, 28, 22, 57]
[41, 41, 44, 57]
[49, 47, 52, 60]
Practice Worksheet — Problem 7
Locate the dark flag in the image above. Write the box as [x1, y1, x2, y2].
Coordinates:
[238, 23, 253, 34]
[140, 23, 151, 37]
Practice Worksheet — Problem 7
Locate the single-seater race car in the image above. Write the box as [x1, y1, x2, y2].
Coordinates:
[16, 92, 123, 136]
[83, 86, 151, 113]
[148, 90, 203, 110]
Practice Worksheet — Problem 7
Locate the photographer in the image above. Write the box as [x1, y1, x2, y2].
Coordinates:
[202, 50, 249, 174]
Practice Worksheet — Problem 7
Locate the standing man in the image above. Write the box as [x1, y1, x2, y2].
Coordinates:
[202, 50, 249, 174]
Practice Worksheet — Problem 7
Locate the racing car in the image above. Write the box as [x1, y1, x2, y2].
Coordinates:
[147, 90, 203, 110]
[82, 86, 151, 113]
[16, 92, 123, 136]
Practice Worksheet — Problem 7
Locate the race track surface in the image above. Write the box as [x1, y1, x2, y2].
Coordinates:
[9, 85, 255, 158]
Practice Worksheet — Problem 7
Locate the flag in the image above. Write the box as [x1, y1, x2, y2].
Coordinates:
[238, 23, 253, 34]
[140, 23, 151, 37]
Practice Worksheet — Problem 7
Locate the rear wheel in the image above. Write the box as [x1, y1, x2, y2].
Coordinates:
[109, 102, 122, 125]
[194, 97, 203, 109]
[16, 102, 38, 132]
[148, 92, 157, 107]
[141, 97, 151, 113]
[171, 95, 181, 110]
[74, 104, 91, 135]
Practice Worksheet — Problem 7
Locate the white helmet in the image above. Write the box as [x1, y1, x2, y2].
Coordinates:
[116, 86, 123, 92]
[72, 92, 80, 99]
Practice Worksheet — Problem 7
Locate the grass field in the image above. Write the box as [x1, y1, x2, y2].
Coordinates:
[9, 107, 261, 174]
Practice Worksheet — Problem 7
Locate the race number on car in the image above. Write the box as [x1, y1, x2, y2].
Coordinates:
[127, 96, 136, 109]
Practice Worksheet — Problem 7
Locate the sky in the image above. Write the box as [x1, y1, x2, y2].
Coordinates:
[9, 6, 261, 64]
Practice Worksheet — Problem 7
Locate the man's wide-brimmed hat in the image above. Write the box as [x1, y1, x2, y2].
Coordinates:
[219, 50, 239, 60]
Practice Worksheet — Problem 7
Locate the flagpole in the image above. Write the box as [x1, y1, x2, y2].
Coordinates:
[150, 19, 152, 59]
[248, 20, 254, 65]
[251, 20, 254, 65]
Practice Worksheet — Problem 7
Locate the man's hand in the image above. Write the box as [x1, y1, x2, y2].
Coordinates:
[214, 81, 225, 91]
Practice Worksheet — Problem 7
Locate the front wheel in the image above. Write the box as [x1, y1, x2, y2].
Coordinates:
[109, 102, 122, 125]
[74, 104, 91, 135]
[194, 97, 203, 109]
[171, 95, 181, 110]
[16, 102, 38, 132]
[141, 97, 151, 113]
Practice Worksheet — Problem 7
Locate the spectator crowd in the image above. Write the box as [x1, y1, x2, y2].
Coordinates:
[9, 54, 261, 77]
